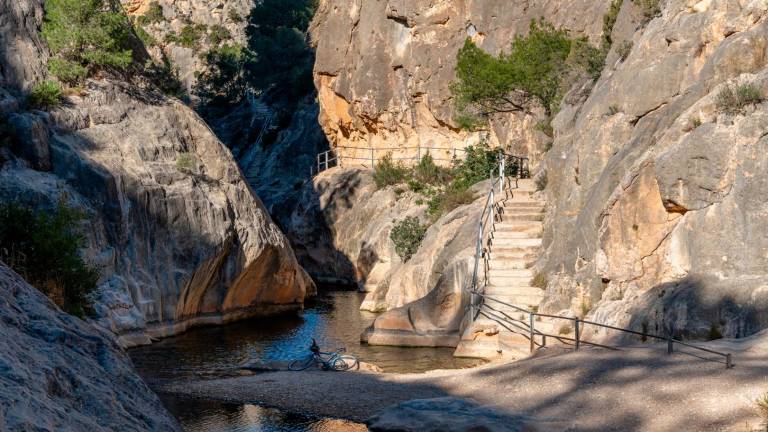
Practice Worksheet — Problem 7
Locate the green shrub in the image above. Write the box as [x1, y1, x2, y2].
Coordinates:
[137, 1, 164, 25]
[535, 121, 554, 138]
[616, 40, 633, 61]
[602, 0, 624, 49]
[195, 44, 247, 106]
[756, 392, 768, 422]
[414, 153, 452, 185]
[48, 59, 88, 85]
[535, 172, 548, 191]
[606, 104, 621, 116]
[208, 25, 232, 46]
[716, 83, 764, 115]
[451, 141, 500, 191]
[373, 153, 408, 188]
[390, 216, 427, 262]
[176, 152, 194, 172]
[558, 323, 573, 335]
[451, 19, 605, 127]
[0, 202, 99, 317]
[42, 0, 135, 84]
[708, 322, 723, 340]
[134, 25, 156, 46]
[167, 24, 207, 48]
[228, 9, 244, 23]
[427, 186, 475, 218]
[531, 272, 548, 288]
[632, 0, 662, 21]
[28, 80, 63, 109]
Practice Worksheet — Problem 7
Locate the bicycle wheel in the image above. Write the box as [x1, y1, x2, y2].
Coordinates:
[330, 355, 359, 371]
[288, 355, 315, 371]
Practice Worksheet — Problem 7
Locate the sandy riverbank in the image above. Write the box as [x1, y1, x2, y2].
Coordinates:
[159, 333, 768, 431]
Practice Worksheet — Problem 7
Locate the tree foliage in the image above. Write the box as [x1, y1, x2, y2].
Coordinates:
[390, 216, 427, 262]
[451, 19, 604, 128]
[0, 202, 99, 317]
[42, 0, 136, 85]
[28, 80, 63, 109]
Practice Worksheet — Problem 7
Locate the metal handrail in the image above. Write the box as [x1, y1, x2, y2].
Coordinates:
[478, 293, 734, 368]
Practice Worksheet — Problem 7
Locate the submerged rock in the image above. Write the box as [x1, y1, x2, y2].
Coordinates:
[0, 263, 181, 431]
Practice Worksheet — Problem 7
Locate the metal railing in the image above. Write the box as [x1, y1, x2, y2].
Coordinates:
[476, 294, 734, 368]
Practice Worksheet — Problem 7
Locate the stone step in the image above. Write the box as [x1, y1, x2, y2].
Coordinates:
[487, 269, 533, 278]
[491, 238, 542, 247]
[502, 205, 545, 214]
[489, 259, 531, 270]
[494, 229, 542, 240]
[491, 252, 538, 261]
[490, 230, 542, 239]
[483, 284, 544, 296]
[503, 200, 545, 207]
[481, 293, 544, 309]
[502, 213, 544, 222]
[495, 220, 543, 230]
[488, 278, 541, 294]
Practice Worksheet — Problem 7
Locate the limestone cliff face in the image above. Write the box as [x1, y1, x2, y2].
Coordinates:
[539, 0, 768, 339]
[309, 0, 609, 164]
[121, 0, 252, 95]
[0, 0, 314, 346]
[0, 263, 181, 431]
[308, 0, 768, 341]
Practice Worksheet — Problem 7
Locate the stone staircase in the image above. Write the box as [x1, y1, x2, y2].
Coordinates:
[455, 179, 551, 359]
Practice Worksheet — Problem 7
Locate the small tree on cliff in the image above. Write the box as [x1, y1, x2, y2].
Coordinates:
[451, 19, 604, 129]
[42, 0, 137, 85]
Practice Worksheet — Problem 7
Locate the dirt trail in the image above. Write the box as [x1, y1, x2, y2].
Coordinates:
[159, 333, 768, 431]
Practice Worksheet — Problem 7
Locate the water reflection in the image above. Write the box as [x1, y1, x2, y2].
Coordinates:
[130, 291, 481, 379]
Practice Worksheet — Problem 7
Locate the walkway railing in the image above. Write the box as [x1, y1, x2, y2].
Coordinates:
[311, 145, 530, 178]
[477, 294, 734, 369]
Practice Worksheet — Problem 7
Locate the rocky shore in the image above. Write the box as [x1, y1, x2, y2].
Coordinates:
[159, 332, 768, 431]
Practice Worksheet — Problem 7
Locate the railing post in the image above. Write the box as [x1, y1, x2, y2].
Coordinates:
[317, 153, 321, 173]
[325, 150, 329, 171]
[726, 353, 732, 369]
[529, 313, 535, 353]
[417, 145, 421, 161]
[370, 147, 375, 167]
[667, 337, 673, 354]
[574, 318, 580, 350]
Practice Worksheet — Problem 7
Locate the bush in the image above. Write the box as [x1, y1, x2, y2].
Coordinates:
[28, 80, 63, 109]
[137, 1, 164, 25]
[390, 216, 427, 262]
[208, 25, 232, 46]
[531, 272, 548, 288]
[632, 0, 662, 21]
[176, 152, 194, 172]
[134, 25, 156, 46]
[414, 153, 452, 185]
[716, 83, 764, 115]
[451, 19, 605, 126]
[228, 9, 244, 23]
[756, 392, 768, 422]
[427, 186, 475, 218]
[616, 40, 633, 61]
[0, 202, 99, 317]
[195, 44, 247, 106]
[535, 172, 548, 191]
[42, 0, 135, 84]
[373, 153, 408, 188]
[167, 24, 207, 48]
[602, 0, 624, 49]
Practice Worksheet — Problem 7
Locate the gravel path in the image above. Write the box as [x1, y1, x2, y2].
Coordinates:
[159, 334, 768, 431]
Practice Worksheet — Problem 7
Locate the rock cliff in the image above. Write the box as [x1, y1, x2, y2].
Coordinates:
[540, 0, 768, 340]
[310, 0, 609, 164]
[308, 0, 768, 342]
[0, 0, 314, 346]
[0, 263, 181, 431]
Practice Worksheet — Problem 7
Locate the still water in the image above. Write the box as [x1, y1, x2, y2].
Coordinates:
[129, 290, 482, 431]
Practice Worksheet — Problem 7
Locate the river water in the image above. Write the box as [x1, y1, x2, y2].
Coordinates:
[129, 290, 482, 431]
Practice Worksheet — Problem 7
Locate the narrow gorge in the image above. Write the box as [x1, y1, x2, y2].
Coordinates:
[2, 0, 768, 431]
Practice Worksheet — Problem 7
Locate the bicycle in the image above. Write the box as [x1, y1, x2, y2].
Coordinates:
[288, 339, 360, 371]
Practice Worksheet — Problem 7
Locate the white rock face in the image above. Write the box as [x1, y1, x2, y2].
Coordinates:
[0, 263, 181, 431]
[0, 0, 314, 346]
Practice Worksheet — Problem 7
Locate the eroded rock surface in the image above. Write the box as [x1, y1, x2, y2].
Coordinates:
[0, 263, 181, 431]
[0, 0, 314, 346]
[538, 0, 768, 339]
[310, 0, 609, 164]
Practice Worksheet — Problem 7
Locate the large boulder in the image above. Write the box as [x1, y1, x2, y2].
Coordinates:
[0, 0, 314, 346]
[0, 263, 181, 431]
